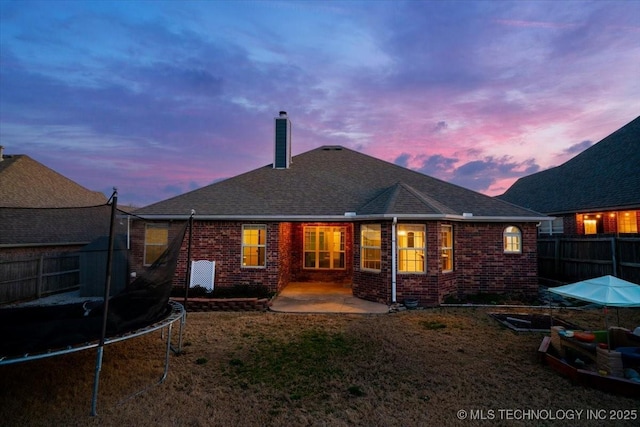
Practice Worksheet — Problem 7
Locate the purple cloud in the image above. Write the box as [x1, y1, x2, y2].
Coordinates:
[1, 0, 638, 206]
[562, 140, 594, 155]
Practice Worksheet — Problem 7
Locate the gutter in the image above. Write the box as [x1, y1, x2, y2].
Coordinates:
[133, 213, 552, 222]
[548, 203, 640, 216]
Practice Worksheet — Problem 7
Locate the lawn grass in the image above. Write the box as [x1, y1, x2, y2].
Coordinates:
[0, 306, 638, 426]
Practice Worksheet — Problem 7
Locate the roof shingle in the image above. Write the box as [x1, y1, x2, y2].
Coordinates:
[0, 152, 111, 247]
[498, 116, 640, 214]
[136, 146, 545, 220]
[0, 155, 107, 208]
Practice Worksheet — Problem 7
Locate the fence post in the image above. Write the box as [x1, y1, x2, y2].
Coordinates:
[554, 238, 560, 277]
[36, 254, 44, 299]
[611, 237, 617, 277]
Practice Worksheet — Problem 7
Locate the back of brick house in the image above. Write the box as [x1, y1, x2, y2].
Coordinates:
[130, 112, 548, 306]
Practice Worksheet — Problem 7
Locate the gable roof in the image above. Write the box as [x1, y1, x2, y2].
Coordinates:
[498, 116, 640, 214]
[0, 154, 107, 208]
[136, 145, 546, 222]
[0, 152, 110, 248]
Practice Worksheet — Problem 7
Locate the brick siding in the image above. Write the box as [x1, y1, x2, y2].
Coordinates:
[130, 220, 283, 293]
[131, 219, 538, 307]
[562, 210, 640, 236]
[353, 221, 538, 306]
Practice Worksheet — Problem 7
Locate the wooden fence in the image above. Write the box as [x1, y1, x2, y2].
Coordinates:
[538, 237, 640, 285]
[0, 253, 80, 304]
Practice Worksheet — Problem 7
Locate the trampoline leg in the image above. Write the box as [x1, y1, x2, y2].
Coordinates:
[90, 346, 105, 416]
[160, 323, 172, 383]
[178, 309, 185, 353]
[170, 308, 186, 355]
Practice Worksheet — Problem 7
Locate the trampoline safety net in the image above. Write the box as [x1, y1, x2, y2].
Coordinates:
[0, 200, 188, 360]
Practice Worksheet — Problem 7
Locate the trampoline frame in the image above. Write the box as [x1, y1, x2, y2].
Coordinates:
[1, 192, 193, 416]
[0, 300, 186, 414]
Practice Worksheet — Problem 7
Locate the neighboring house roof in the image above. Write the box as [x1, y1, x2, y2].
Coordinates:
[0, 151, 111, 248]
[0, 154, 107, 208]
[135, 145, 547, 222]
[498, 116, 640, 215]
[0, 206, 113, 246]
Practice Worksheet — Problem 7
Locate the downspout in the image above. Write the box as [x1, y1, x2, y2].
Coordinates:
[392, 217, 397, 303]
[126, 215, 131, 250]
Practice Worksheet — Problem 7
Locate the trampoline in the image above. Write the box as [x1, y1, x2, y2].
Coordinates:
[0, 190, 192, 415]
[0, 300, 184, 366]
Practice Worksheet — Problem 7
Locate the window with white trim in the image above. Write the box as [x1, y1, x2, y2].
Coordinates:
[538, 218, 564, 235]
[503, 226, 522, 253]
[361, 224, 381, 271]
[397, 225, 425, 273]
[441, 225, 453, 272]
[304, 226, 345, 269]
[144, 223, 168, 266]
[242, 225, 266, 267]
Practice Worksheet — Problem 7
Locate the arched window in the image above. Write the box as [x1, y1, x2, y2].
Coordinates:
[503, 226, 522, 253]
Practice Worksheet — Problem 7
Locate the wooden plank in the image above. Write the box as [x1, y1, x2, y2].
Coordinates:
[538, 336, 551, 354]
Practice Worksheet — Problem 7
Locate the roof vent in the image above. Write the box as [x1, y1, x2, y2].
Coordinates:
[274, 112, 292, 169]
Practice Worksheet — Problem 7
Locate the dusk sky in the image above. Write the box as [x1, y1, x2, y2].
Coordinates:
[1, 1, 639, 207]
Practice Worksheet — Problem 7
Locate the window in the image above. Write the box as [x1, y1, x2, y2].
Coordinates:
[304, 226, 345, 269]
[503, 226, 522, 253]
[242, 225, 266, 267]
[144, 223, 168, 265]
[538, 218, 564, 235]
[361, 224, 381, 271]
[397, 225, 425, 273]
[618, 211, 638, 233]
[584, 219, 597, 235]
[582, 214, 603, 234]
[441, 225, 453, 272]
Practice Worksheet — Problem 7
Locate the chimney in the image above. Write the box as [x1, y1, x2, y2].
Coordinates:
[273, 111, 292, 169]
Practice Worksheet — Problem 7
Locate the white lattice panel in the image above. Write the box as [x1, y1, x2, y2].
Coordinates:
[189, 260, 215, 290]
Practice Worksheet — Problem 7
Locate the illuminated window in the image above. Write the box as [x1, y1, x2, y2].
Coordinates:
[618, 211, 638, 233]
[584, 219, 597, 235]
[242, 225, 266, 267]
[361, 224, 381, 271]
[398, 225, 425, 273]
[441, 225, 453, 272]
[304, 226, 345, 269]
[144, 223, 168, 265]
[503, 226, 521, 253]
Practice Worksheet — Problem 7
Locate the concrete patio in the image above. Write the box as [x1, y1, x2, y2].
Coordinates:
[270, 282, 389, 314]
